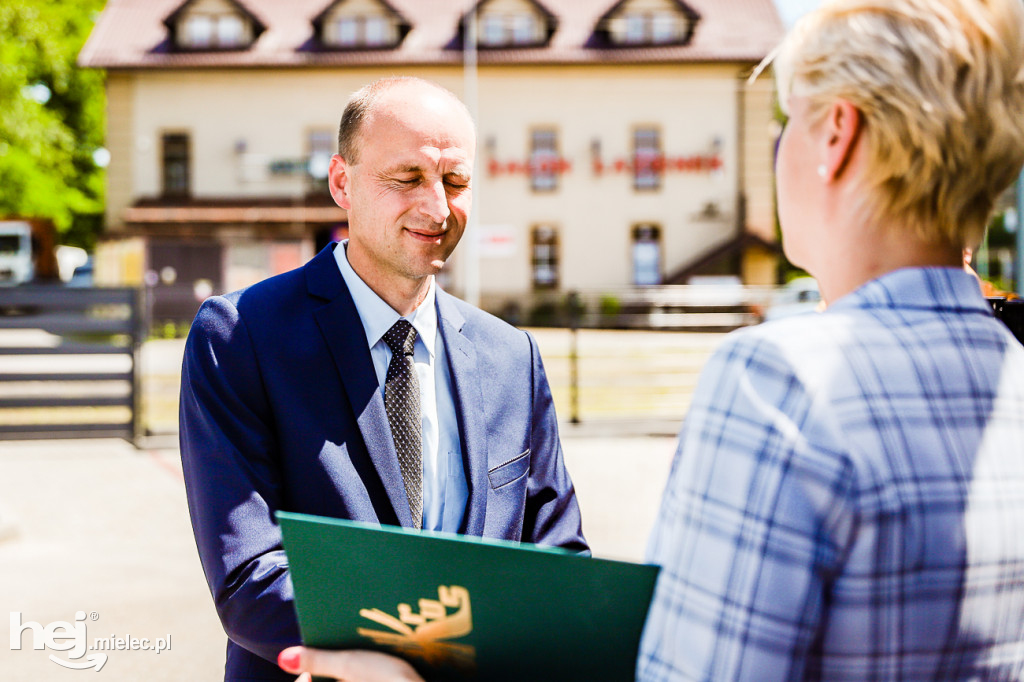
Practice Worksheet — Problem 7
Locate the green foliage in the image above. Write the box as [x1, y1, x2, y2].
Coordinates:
[987, 210, 1015, 249]
[0, 0, 106, 248]
[598, 294, 621, 317]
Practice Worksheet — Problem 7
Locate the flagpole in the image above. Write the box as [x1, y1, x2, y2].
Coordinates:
[462, 4, 481, 307]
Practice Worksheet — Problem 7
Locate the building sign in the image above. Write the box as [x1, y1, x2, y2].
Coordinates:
[477, 224, 517, 258]
[487, 157, 572, 176]
[485, 151, 723, 177]
[591, 154, 723, 175]
[268, 158, 310, 176]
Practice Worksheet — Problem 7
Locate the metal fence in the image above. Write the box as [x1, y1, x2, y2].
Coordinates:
[0, 286, 143, 443]
[494, 285, 773, 331]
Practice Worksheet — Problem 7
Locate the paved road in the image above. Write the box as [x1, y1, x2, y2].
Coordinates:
[0, 328, 723, 680]
[0, 432, 679, 680]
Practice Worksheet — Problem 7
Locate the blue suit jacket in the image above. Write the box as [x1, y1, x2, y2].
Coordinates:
[179, 243, 588, 681]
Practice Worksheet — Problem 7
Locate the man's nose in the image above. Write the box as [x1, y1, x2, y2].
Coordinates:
[418, 180, 451, 225]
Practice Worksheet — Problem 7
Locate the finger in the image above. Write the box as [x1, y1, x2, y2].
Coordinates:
[301, 648, 424, 682]
[278, 646, 304, 673]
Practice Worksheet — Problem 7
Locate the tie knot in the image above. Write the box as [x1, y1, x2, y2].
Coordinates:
[383, 319, 417, 356]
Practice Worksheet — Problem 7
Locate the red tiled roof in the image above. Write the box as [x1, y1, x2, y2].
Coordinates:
[78, 0, 784, 69]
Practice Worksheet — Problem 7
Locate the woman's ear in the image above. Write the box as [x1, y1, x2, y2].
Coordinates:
[821, 99, 863, 182]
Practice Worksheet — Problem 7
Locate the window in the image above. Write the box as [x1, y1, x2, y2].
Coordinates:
[185, 15, 213, 47]
[336, 17, 358, 46]
[307, 129, 334, 193]
[530, 129, 559, 192]
[652, 14, 676, 42]
[634, 127, 662, 191]
[531, 226, 559, 289]
[624, 13, 646, 43]
[632, 224, 662, 286]
[216, 15, 244, 47]
[328, 15, 393, 48]
[619, 12, 681, 45]
[512, 15, 534, 43]
[482, 14, 506, 45]
[180, 12, 250, 49]
[162, 133, 190, 197]
[364, 16, 387, 46]
[479, 13, 540, 47]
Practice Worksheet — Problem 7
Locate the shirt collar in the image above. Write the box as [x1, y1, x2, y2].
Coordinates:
[829, 266, 990, 315]
[334, 240, 437, 358]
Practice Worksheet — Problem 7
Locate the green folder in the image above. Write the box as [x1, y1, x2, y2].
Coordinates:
[277, 511, 660, 682]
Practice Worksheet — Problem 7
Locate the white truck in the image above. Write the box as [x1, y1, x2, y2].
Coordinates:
[0, 221, 34, 285]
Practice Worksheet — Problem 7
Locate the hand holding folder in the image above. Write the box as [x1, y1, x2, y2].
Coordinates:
[278, 646, 424, 682]
[277, 511, 659, 682]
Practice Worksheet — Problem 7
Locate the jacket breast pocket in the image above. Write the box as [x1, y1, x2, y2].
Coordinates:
[487, 449, 531, 490]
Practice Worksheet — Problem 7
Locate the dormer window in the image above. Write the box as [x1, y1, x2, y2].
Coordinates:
[480, 13, 542, 47]
[314, 0, 409, 50]
[465, 0, 556, 49]
[164, 0, 264, 51]
[329, 16, 391, 47]
[598, 0, 699, 47]
[182, 14, 245, 48]
[620, 12, 684, 44]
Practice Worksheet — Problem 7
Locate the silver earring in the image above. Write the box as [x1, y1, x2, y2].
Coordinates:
[817, 164, 828, 178]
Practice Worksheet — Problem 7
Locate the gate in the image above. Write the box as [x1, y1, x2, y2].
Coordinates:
[0, 286, 144, 443]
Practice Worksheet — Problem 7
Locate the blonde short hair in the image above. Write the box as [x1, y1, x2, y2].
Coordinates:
[774, 0, 1024, 247]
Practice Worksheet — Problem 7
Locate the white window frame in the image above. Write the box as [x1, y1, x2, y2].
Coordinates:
[216, 14, 244, 47]
[364, 16, 388, 46]
[185, 15, 214, 47]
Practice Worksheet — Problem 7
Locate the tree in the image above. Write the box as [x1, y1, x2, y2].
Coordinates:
[0, 0, 106, 249]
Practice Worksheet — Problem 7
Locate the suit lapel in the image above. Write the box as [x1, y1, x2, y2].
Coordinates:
[437, 291, 488, 537]
[307, 246, 413, 528]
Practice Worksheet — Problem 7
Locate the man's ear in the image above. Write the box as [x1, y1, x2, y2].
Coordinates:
[822, 99, 862, 182]
[328, 154, 352, 210]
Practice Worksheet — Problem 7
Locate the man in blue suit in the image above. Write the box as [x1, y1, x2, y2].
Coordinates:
[179, 77, 588, 682]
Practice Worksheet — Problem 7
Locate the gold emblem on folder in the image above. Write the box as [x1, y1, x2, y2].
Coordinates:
[358, 585, 476, 670]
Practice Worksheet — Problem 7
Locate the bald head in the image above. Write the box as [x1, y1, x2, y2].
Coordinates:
[337, 77, 475, 165]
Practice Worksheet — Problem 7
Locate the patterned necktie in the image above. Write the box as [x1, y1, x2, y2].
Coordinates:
[382, 319, 422, 527]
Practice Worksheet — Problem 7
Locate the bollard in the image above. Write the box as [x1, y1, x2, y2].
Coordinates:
[567, 291, 581, 425]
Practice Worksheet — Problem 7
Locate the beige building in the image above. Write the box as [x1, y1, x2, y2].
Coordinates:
[80, 0, 784, 322]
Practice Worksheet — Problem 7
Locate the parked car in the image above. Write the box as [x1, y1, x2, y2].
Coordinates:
[67, 256, 94, 287]
[764, 277, 822, 321]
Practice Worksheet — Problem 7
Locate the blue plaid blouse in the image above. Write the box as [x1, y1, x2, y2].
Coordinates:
[639, 268, 1024, 680]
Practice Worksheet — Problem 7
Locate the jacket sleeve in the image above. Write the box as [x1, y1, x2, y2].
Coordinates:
[521, 330, 590, 554]
[178, 295, 300, 663]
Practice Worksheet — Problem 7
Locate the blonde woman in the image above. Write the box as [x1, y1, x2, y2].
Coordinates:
[639, 0, 1024, 679]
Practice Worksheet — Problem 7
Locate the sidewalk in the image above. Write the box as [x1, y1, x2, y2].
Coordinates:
[0, 429, 679, 681]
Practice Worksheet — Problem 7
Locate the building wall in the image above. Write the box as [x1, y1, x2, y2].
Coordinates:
[105, 72, 136, 235]
[104, 62, 778, 299]
[469, 64, 747, 297]
[742, 76, 779, 285]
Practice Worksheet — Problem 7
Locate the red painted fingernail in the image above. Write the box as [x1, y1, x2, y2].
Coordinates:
[277, 647, 301, 671]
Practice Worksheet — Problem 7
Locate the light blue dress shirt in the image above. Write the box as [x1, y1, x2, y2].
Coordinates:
[334, 241, 468, 532]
